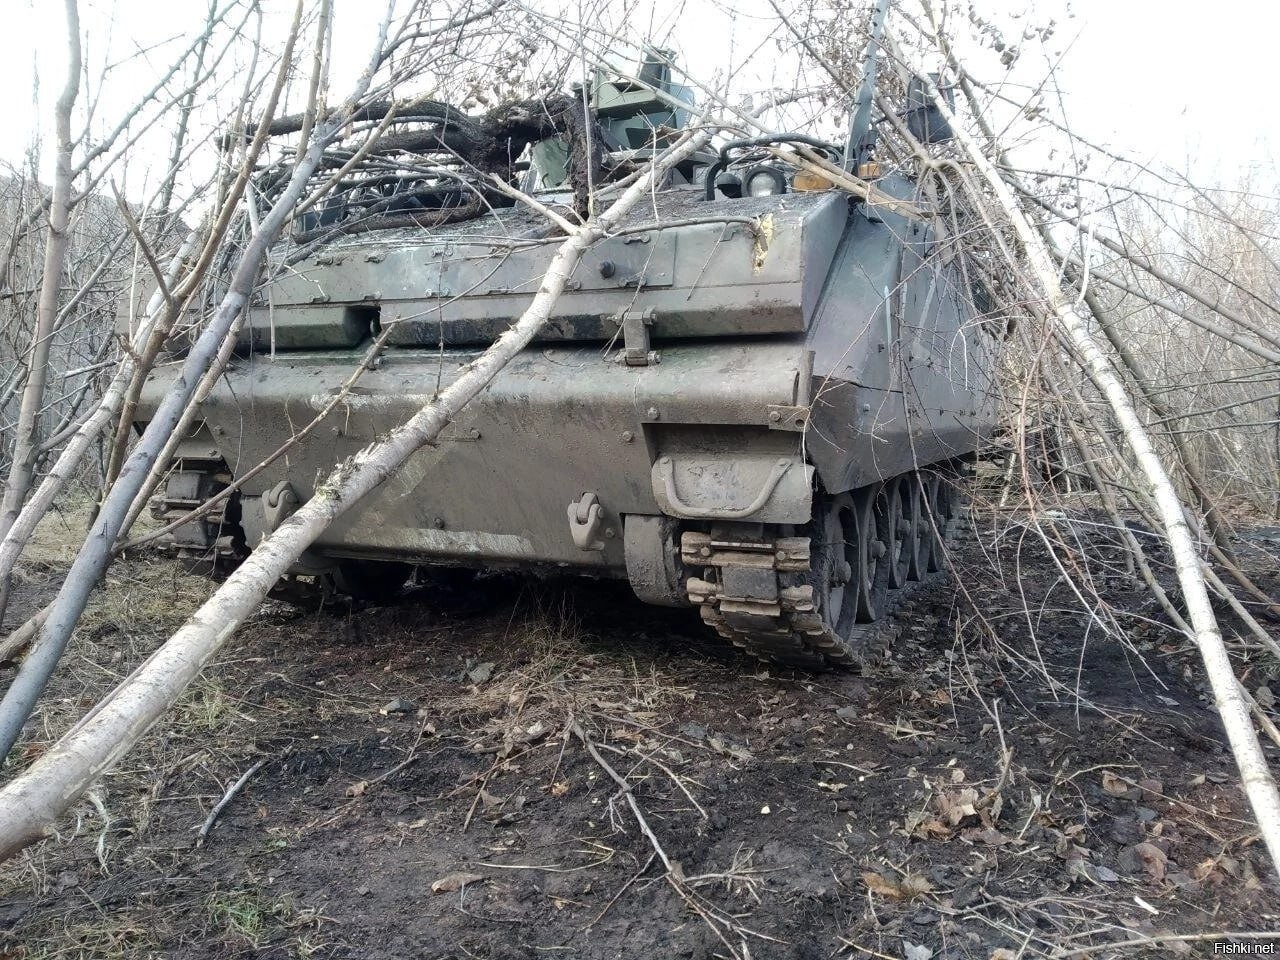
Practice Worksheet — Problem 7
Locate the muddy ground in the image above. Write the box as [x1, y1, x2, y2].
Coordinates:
[1, 508, 1278, 959]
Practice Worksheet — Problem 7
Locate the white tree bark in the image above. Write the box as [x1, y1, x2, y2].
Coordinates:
[913, 70, 1280, 876]
[0, 232, 199, 615]
[0, 0, 82, 545]
[0, 124, 713, 860]
[0, 2, 367, 761]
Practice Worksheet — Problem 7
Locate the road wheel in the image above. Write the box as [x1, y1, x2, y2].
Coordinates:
[855, 484, 890, 622]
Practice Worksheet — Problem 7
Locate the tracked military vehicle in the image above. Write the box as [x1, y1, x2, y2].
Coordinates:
[134, 17, 999, 669]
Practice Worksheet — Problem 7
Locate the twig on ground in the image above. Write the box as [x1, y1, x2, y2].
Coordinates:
[367, 713, 436, 788]
[1052, 930, 1280, 958]
[195, 756, 268, 846]
[588, 851, 656, 928]
[569, 718, 771, 960]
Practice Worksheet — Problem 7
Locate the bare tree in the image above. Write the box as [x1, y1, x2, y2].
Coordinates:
[0, 0, 1276, 894]
[0, 0, 83, 549]
[0, 118, 713, 858]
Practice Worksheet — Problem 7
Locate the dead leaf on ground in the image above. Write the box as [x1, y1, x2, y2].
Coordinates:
[519, 720, 550, 743]
[909, 816, 954, 840]
[862, 871, 932, 901]
[1192, 856, 1220, 881]
[1133, 841, 1168, 881]
[431, 872, 486, 894]
[708, 735, 753, 763]
[1102, 770, 1139, 798]
[936, 786, 979, 826]
[961, 827, 1009, 847]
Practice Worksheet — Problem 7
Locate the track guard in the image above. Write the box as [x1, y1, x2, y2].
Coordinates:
[650, 453, 813, 524]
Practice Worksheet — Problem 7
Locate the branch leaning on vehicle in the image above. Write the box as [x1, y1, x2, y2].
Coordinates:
[0, 116, 715, 862]
[903, 42, 1280, 879]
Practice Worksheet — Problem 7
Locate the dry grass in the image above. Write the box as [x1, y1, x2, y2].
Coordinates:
[204, 889, 328, 952]
[11, 496, 97, 571]
[2, 505, 227, 944]
[23, 911, 159, 960]
[2, 519, 1275, 958]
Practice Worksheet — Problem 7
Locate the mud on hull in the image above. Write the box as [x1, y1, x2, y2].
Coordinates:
[140, 338, 972, 667]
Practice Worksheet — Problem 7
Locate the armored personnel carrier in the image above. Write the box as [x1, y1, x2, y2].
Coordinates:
[134, 27, 999, 669]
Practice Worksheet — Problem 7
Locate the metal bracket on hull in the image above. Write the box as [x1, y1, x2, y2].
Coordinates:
[655, 456, 792, 520]
[766, 404, 809, 431]
[618, 308, 658, 366]
[263, 481, 301, 532]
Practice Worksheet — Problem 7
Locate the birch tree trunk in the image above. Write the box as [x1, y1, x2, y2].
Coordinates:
[0, 0, 82, 545]
[912, 69, 1280, 877]
[0, 123, 713, 861]
[0, 4, 363, 762]
[0, 232, 199, 626]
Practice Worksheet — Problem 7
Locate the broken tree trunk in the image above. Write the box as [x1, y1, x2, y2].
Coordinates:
[0, 122, 713, 861]
[913, 69, 1280, 877]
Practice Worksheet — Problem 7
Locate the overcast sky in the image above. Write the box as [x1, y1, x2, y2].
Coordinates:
[0, 0, 1274, 194]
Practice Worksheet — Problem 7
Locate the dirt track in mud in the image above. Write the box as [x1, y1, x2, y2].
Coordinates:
[1, 519, 1278, 959]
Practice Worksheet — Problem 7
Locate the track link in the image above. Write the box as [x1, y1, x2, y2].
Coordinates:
[151, 459, 246, 571]
[681, 523, 951, 672]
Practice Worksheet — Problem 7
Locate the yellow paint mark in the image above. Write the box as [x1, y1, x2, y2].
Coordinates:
[752, 214, 774, 272]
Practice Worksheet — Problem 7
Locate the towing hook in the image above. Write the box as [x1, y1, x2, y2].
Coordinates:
[568, 492, 606, 551]
[263, 480, 301, 532]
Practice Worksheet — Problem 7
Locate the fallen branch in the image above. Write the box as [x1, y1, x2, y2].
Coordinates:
[0, 1, 357, 761]
[569, 720, 755, 960]
[901, 0, 1280, 876]
[0, 120, 713, 861]
[909, 47, 1280, 876]
[195, 756, 268, 846]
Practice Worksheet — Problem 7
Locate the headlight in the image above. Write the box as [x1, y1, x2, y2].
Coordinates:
[744, 166, 787, 197]
[713, 172, 743, 199]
